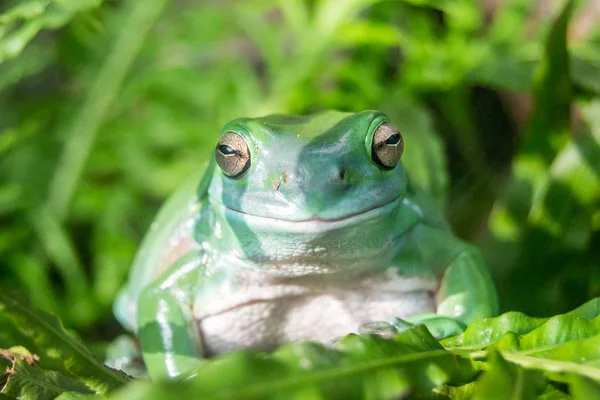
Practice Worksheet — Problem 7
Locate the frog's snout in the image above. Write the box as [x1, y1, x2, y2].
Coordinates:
[271, 163, 351, 199]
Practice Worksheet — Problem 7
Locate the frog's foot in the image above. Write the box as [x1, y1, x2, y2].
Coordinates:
[104, 335, 147, 378]
[325, 336, 346, 348]
[358, 313, 465, 340]
[403, 313, 466, 339]
[358, 318, 414, 338]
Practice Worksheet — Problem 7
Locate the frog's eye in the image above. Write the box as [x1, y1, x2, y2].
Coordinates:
[371, 122, 403, 169]
[215, 132, 251, 178]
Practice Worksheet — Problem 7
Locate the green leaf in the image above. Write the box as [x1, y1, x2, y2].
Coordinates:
[443, 299, 600, 393]
[570, 375, 600, 400]
[572, 54, 600, 95]
[108, 326, 477, 400]
[0, 292, 130, 394]
[530, 332, 600, 366]
[524, 0, 574, 159]
[472, 352, 547, 399]
[489, 0, 575, 241]
[432, 381, 478, 399]
[443, 298, 600, 351]
[441, 312, 547, 349]
[0, 0, 102, 64]
[2, 360, 94, 400]
[538, 386, 571, 400]
[55, 393, 102, 400]
[335, 21, 402, 47]
[191, 326, 476, 399]
[566, 297, 600, 320]
[107, 381, 187, 400]
[493, 317, 600, 354]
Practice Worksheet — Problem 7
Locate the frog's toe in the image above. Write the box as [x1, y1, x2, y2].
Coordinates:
[358, 317, 414, 338]
[359, 315, 465, 340]
[105, 335, 146, 377]
[325, 336, 346, 348]
[359, 321, 397, 338]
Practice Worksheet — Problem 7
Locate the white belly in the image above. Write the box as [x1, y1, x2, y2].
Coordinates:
[193, 269, 438, 356]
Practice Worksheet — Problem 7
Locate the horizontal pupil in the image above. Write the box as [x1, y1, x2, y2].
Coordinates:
[385, 133, 400, 145]
[218, 144, 236, 155]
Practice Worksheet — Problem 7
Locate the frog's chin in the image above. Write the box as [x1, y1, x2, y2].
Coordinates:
[217, 196, 402, 234]
[211, 196, 404, 275]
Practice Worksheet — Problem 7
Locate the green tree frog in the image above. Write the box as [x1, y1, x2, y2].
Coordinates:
[114, 110, 498, 380]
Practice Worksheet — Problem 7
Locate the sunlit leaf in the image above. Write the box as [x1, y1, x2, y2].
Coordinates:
[105, 325, 477, 400]
[569, 375, 600, 400]
[471, 352, 547, 399]
[443, 297, 600, 350]
[2, 360, 94, 400]
[0, 292, 130, 394]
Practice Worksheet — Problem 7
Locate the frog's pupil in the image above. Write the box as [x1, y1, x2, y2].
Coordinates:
[218, 144, 236, 155]
[385, 133, 400, 145]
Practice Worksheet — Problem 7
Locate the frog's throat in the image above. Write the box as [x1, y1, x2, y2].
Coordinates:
[216, 196, 403, 234]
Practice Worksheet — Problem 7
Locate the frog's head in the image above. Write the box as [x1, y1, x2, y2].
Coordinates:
[207, 110, 411, 275]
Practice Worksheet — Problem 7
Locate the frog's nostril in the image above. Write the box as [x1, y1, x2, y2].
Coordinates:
[272, 178, 281, 191]
[339, 168, 346, 181]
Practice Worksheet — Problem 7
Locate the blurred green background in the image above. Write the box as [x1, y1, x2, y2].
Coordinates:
[0, 0, 599, 342]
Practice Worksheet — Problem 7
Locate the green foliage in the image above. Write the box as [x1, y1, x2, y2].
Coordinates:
[0, 292, 130, 394]
[0, 0, 103, 64]
[3, 295, 600, 398]
[486, 0, 600, 315]
[172, 327, 476, 399]
[2, 359, 94, 400]
[470, 352, 548, 399]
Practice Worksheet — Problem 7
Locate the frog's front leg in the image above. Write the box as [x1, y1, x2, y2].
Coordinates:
[104, 334, 145, 377]
[400, 244, 498, 338]
[137, 251, 206, 380]
[435, 244, 498, 325]
[361, 225, 498, 339]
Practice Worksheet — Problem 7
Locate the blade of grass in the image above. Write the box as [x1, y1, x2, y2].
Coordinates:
[48, 0, 169, 221]
[489, 0, 574, 242]
[29, 207, 97, 327]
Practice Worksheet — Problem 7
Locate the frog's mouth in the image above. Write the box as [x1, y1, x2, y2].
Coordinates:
[215, 196, 403, 233]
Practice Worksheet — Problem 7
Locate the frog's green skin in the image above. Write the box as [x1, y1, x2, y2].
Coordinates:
[114, 110, 497, 380]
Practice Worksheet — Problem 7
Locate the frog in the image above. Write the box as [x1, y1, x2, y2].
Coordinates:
[113, 110, 498, 380]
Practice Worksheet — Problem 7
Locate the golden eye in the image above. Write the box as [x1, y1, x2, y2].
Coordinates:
[371, 122, 403, 169]
[215, 132, 251, 178]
